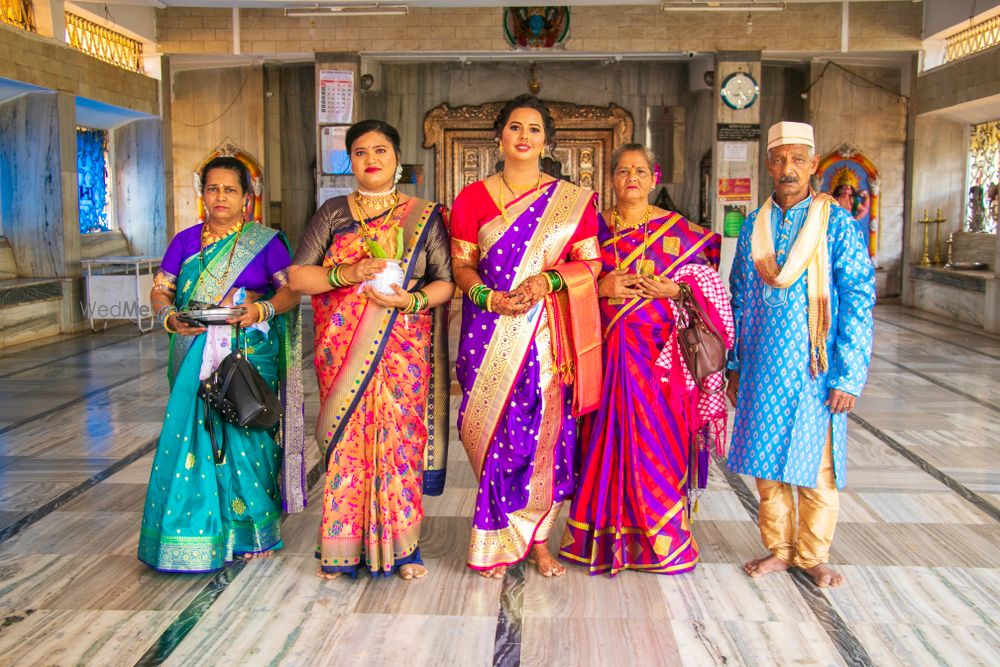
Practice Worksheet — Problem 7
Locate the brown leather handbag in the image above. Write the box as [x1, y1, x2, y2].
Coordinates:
[676, 282, 726, 394]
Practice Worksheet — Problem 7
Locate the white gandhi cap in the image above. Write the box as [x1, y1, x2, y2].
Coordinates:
[766, 121, 815, 151]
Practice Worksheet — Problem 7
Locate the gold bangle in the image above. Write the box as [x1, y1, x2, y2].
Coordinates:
[485, 290, 494, 313]
[163, 314, 177, 334]
[255, 302, 265, 323]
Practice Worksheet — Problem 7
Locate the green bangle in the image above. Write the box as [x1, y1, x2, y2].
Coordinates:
[469, 284, 492, 310]
[544, 270, 565, 292]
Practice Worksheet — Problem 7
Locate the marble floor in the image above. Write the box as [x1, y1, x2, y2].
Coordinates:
[0, 303, 997, 666]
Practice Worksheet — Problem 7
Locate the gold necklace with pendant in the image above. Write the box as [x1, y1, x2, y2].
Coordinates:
[498, 171, 542, 227]
[612, 205, 655, 276]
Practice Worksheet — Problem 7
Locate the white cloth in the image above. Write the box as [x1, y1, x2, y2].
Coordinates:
[199, 325, 232, 380]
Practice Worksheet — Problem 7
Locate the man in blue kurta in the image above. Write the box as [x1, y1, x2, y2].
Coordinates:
[726, 121, 875, 588]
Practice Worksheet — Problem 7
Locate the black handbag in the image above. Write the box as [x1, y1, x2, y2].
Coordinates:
[198, 325, 282, 463]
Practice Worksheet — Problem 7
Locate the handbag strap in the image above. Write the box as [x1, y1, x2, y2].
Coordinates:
[678, 282, 724, 341]
[202, 393, 228, 464]
[677, 282, 725, 396]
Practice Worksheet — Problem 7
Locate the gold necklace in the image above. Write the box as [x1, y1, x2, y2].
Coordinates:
[201, 219, 244, 247]
[498, 172, 542, 227]
[354, 191, 401, 251]
[355, 189, 398, 211]
[612, 206, 654, 275]
[200, 220, 246, 285]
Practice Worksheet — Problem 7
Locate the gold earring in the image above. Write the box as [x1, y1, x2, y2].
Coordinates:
[541, 146, 547, 159]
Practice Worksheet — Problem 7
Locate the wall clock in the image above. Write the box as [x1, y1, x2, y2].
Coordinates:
[720, 71, 759, 110]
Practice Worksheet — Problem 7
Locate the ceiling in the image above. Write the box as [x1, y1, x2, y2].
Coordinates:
[100, 0, 920, 8]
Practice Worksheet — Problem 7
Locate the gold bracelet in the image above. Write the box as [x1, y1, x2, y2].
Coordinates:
[485, 290, 494, 313]
[162, 314, 177, 334]
[255, 301, 266, 323]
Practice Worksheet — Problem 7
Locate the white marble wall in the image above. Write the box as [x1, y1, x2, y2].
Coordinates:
[905, 116, 968, 308]
[113, 118, 167, 258]
[0, 91, 79, 278]
[809, 62, 908, 295]
[912, 279, 985, 327]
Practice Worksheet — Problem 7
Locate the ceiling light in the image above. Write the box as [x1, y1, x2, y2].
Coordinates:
[661, 1, 785, 11]
[284, 4, 408, 18]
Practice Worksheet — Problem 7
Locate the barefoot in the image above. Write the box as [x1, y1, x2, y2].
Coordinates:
[530, 543, 566, 578]
[399, 564, 428, 581]
[478, 565, 508, 579]
[242, 550, 274, 560]
[743, 554, 790, 578]
[316, 567, 342, 580]
[803, 562, 844, 588]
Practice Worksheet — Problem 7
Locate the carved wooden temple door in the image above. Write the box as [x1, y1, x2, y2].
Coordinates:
[422, 100, 634, 209]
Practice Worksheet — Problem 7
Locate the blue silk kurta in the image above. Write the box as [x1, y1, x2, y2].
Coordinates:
[726, 195, 875, 489]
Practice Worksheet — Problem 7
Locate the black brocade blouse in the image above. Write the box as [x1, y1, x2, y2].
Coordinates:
[291, 196, 453, 285]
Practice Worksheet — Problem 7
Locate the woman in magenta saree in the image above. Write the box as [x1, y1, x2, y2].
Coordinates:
[560, 144, 732, 576]
[452, 95, 602, 579]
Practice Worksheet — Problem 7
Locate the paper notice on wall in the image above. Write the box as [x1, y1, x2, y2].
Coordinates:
[318, 186, 352, 208]
[318, 69, 354, 124]
[321, 126, 351, 175]
[722, 142, 749, 162]
[718, 177, 752, 200]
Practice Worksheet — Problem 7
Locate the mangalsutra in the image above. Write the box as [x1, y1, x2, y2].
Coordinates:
[612, 206, 654, 275]
[353, 191, 401, 253]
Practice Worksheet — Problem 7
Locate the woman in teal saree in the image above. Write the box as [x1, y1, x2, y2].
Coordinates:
[138, 157, 304, 573]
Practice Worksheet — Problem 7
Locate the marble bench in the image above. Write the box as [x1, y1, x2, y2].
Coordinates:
[0, 238, 76, 348]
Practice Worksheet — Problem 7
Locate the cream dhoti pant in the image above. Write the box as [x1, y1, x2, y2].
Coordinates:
[755, 427, 839, 569]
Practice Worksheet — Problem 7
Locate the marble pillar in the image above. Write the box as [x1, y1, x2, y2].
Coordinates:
[158, 56, 175, 244]
[0, 91, 79, 278]
[713, 53, 762, 286]
[113, 118, 167, 258]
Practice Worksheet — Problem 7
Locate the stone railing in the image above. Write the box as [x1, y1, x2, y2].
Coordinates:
[1, 0, 34, 32]
[945, 15, 1000, 64]
[65, 11, 143, 74]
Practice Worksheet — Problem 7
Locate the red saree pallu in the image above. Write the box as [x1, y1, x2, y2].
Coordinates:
[453, 179, 601, 570]
[309, 197, 447, 577]
[560, 212, 722, 576]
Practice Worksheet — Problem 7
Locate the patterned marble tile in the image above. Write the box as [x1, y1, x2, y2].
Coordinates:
[164, 610, 496, 667]
[523, 558, 671, 619]
[858, 492, 993, 524]
[0, 608, 178, 666]
[0, 510, 141, 556]
[830, 523, 1000, 568]
[0, 553, 209, 611]
[825, 565, 1000, 627]
[657, 563, 814, 623]
[692, 520, 772, 566]
[669, 619, 845, 667]
[104, 454, 154, 485]
[523, 617, 683, 667]
[352, 554, 501, 617]
[847, 622, 1000, 666]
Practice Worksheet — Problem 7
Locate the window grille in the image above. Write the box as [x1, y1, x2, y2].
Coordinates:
[65, 11, 143, 74]
[945, 15, 1000, 64]
[0, 0, 34, 32]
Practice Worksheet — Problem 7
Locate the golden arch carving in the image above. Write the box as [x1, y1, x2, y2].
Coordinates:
[423, 100, 634, 208]
[193, 139, 265, 224]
